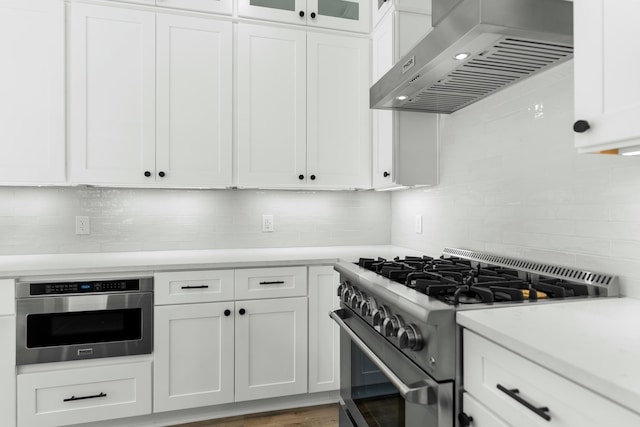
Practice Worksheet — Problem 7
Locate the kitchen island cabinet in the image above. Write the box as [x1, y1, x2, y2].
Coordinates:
[69, 3, 232, 187]
[0, 0, 65, 185]
[237, 23, 370, 190]
[458, 299, 640, 427]
[574, 1, 640, 154]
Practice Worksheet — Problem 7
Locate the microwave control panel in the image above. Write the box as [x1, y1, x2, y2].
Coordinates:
[30, 279, 141, 295]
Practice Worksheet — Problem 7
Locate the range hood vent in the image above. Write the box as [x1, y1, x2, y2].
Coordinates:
[370, 0, 574, 114]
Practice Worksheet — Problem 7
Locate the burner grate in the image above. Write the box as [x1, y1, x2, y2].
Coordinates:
[442, 248, 618, 296]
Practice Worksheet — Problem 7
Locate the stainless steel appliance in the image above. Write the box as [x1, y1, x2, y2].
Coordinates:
[332, 248, 618, 427]
[16, 277, 153, 365]
[370, 0, 573, 113]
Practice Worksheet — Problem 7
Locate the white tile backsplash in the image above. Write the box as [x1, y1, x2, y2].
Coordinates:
[391, 61, 640, 298]
[0, 188, 390, 255]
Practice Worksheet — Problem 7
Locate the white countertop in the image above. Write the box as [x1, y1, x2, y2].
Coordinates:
[457, 297, 640, 416]
[0, 245, 424, 279]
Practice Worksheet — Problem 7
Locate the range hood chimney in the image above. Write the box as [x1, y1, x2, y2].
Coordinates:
[370, 0, 573, 114]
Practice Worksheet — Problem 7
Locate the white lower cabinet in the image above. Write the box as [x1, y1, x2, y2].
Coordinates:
[17, 361, 152, 427]
[308, 266, 340, 393]
[462, 393, 510, 427]
[462, 330, 640, 427]
[0, 316, 16, 427]
[154, 302, 235, 412]
[235, 297, 308, 401]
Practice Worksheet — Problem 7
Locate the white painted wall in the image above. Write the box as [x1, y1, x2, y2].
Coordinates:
[0, 188, 390, 255]
[392, 61, 640, 298]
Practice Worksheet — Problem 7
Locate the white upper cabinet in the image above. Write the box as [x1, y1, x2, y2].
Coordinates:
[0, 0, 65, 185]
[238, 0, 370, 33]
[372, 10, 437, 189]
[237, 23, 371, 189]
[69, 4, 233, 187]
[156, 14, 233, 187]
[574, 1, 640, 154]
[105, 0, 233, 15]
[372, 0, 431, 29]
[69, 4, 156, 186]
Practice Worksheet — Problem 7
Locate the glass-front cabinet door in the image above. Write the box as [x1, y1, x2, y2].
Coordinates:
[238, 0, 370, 33]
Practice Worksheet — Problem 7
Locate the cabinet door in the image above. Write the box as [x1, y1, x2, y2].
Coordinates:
[156, 14, 232, 187]
[308, 266, 340, 393]
[0, 315, 15, 427]
[574, 1, 640, 153]
[237, 24, 307, 188]
[462, 393, 511, 427]
[0, 0, 65, 185]
[235, 297, 308, 401]
[238, 0, 306, 26]
[307, 32, 370, 189]
[69, 3, 156, 185]
[160, 0, 233, 15]
[307, 0, 370, 33]
[154, 303, 235, 412]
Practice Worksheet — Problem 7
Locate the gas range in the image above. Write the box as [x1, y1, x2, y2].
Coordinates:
[331, 247, 618, 427]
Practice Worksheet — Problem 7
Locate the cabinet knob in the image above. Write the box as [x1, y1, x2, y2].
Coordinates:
[224, 309, 231, 317]
[383, 171, 390, 178]
[573, 120, 590, 133]
[298, 174, 304, 180]
[144, 171, 151, 177]
[458, 412, 474, 427]
[158, 171, 166, 178]
[239, 308, 246, 315]
[310, 174, 316, 181]
[299, 10, 304, 17]
[310, 12, 316, 19]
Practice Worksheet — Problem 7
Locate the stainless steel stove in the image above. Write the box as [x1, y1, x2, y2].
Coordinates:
[331, 248, 618, 427]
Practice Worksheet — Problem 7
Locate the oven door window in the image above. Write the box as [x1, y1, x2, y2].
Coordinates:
[26, 308, 142, 348]
[351, 343, 407, 426]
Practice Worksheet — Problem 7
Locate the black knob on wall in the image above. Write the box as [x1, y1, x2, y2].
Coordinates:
[298, 174, 304, 180]
[224, 309, 231, 317]
[383, 171, 390, 178]
[159, 171, 166, 177]
[310, 175, 316, 180]
[573, 120, 590, 133]
[310, 12, 316, 18]
[458, 412, 474, 427]
[299, 10, 304, 17]
[144, 171, 151, 177]
[239, 308, 246, 315]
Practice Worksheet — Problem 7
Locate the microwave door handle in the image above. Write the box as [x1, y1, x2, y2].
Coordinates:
[330, 309, 437, 405]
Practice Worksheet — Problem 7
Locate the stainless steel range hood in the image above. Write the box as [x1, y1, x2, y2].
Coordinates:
[370, 0, 573, 114]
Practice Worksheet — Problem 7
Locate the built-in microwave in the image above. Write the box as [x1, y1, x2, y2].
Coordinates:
[16, 277, 153, 365]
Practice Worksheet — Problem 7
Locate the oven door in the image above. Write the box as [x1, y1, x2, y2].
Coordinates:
[16, 292, 152, 365]
[331, 308, 453, 427]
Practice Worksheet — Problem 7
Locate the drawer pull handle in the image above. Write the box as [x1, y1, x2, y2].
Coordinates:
[259, 280, 285, 285]
[64, 392, 107, 402]
[181, 285, 209, 289]
[497, 384, 551, 421]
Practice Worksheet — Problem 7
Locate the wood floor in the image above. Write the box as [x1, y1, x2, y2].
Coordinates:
[169, 404, 339, 427]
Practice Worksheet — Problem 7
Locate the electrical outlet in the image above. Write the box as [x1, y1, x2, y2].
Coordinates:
[414, 215, 423, 234]
[75, 216, 90, 235]
[262, 214, 274, 232]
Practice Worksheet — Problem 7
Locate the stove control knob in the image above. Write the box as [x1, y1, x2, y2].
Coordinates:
[341, 287, 353, 304]
[397, 324, 423, 350]
[371, 305, 389, 328]
[382, 314, 404, 337]
[360, 300, 371, 317]
[349, 291, 363, 309]
[337, 282, 347, 297]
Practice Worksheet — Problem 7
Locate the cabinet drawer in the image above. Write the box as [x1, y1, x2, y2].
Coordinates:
[462, 392, 510, 427]
[234, 266, 307, 300]
[17, 361, 152, 427]
[155, 270, 234, 305]
[463, 330, 640, 427]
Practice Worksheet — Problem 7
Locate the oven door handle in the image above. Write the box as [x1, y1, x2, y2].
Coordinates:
[330, 309, 437, 405]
